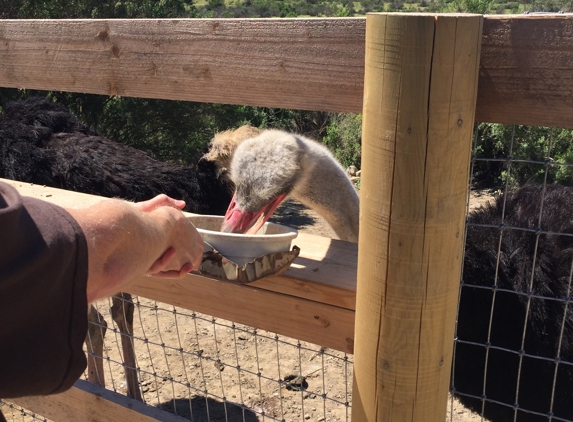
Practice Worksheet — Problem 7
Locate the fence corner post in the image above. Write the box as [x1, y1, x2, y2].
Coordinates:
[352, 12, 483, 422]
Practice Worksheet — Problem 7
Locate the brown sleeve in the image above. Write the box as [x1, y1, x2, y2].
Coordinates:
[0, 182, 89, 398]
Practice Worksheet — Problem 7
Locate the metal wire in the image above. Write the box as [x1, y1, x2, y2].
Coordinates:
[511, 128, 554, 422]
[0, 401, 49, 422]
[46, 297, 353, 422]
[451, 123, 573, 422]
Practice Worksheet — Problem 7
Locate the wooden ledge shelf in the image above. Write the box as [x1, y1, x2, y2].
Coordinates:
[5, 179, 357, 353]
[10, 380, 187, 422]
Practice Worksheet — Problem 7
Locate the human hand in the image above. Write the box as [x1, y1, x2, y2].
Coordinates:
[71, 195, 205, 302]
[146, 247, 195, 278]
[140, 202, 204, 279]
[134, 194, 186, 213]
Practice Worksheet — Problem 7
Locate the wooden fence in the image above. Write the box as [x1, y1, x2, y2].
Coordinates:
[2, 12, 573, 422]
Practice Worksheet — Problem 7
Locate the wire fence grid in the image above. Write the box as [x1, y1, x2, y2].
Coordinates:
[448, 123, 573, 422]
[3, 295, 354, 422]
[102, 296, 353, 422]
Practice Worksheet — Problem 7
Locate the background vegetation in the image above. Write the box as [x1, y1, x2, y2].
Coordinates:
[1, 0, 573, 186]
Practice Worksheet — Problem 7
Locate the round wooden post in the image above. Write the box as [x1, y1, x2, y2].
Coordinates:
[352, 13, 483, 421]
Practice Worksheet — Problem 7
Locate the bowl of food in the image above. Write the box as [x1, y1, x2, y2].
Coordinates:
[188, 215, 298, 266]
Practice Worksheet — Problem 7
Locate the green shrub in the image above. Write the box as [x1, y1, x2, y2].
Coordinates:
[472, 123, 573, 188]
[439, 0, 495, 13]
[323, 113, 362, 169]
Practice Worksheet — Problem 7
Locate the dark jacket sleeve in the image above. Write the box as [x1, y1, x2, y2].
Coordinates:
[0, 182, 89, 398]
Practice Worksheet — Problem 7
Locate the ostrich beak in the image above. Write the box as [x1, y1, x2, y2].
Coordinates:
[221, 192, 288, 234]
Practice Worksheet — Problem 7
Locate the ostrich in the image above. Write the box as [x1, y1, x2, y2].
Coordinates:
[206, 128, 360, 242]
[0, 97, 236, 400]
[455, 184, 573, 422]
[202, 124, 261, 184]
[204, 131, 573, 421]
[0, 97, 232, 214]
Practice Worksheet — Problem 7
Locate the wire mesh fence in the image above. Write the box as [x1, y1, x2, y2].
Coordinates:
[1, 295, 353, 422]
[449, 123, 573, 422]
[92, 296, 353, 422]
[0, 401, 48, 422]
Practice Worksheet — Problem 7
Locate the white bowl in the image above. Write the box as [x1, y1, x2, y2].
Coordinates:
[188, 215, 298, 266]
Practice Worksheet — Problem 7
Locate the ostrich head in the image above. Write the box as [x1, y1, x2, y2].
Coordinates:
[207, 129, 359, 242]
[204, 127, 360, 241]
[221, 130, 304, 234]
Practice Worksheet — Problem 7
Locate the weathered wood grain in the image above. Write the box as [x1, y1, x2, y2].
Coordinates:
[10, 380, 187, 422]
[354, 13, 481, 421]
[128, 273, 356, 353]
[476, 14, 573, 127]
[0, 18, 365, 113]
[1, 16, 573, 127]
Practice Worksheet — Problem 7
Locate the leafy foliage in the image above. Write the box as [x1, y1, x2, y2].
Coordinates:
[439, 0, 495, 13]
[0, 0, 197, 18]
[323, 113, 362, 169]
[472, 123, 573, 188]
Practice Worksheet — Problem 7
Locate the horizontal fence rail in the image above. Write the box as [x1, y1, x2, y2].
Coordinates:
[0, 18, 366, 114]
[11, 380, 187, 422]
[1, 15, 573, 128]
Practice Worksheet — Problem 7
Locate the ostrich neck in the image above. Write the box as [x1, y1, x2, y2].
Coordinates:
[291, 155, 360, 242]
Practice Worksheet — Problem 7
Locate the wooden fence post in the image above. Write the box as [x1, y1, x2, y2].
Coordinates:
[352, 13, 483, 421]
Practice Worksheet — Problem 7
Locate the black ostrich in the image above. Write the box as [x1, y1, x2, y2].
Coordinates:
[0, 96, 232, 215]
[455, 184, 573, 422]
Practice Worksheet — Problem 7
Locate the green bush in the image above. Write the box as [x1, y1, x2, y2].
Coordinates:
[472, 123, 573, 188]
[323, 113, 362, 169]
[439, 0, 495, 13]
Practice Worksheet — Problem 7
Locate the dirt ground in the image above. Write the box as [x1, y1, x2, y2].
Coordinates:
[2, 190, 495, 422]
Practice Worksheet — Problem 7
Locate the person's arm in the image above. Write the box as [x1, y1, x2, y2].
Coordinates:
[65, 194, 204, 303]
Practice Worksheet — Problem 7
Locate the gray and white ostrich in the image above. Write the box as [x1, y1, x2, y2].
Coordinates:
[205, 130, 573, 421]
[206, 128, 360, 242]
[0, 97, 235, 400]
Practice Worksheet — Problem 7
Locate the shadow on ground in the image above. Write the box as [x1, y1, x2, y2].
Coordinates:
[158, 397, 260, 421]
[269, 199, 316, 229]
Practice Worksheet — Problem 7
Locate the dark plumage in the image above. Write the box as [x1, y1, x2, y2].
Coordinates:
[0, 97, 232, 214]
[455, 184, 573, 421]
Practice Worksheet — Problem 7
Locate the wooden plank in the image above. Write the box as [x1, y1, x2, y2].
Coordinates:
[3, 179, 358, 310]
[0, 18, 365, 113]
[4, 179, 357, 352]
[475, 14, 573, 127]
[353, 13, 480, 421]
[253, 233, 358, 310]
[2, 179, 107, 208]
[127, 273, 355, 353]
[11, 379, 187, 422]
[1, 16, 573, 127]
